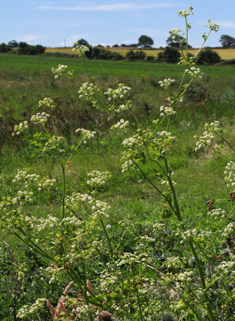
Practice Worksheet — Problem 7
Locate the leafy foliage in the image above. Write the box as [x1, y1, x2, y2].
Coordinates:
[138, 35, 154, 47]
[220, 34, 235, 48]
[196, 47, 221, 65]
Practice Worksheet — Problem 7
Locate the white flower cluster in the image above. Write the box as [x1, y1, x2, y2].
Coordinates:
[225, 161, 235, 188]
[75, 128, 96, 144]
[37, 178, 56, 191]
[165, 256, 185, 269]
[159, 105, 176, 117]
[42, 135, 65, 152]
[65, 193, 93, 211]
[222, 223, 234, 238]
[208, 208, 226, 220]
[62, 216, 83, 227]
[115, 100, 132, 113]
[177, 6, 194, 17]
[157, 131, 175, 141]
[16, 190, 34, 202]
[177, 271, 194, 282]
[72, 44, 89, 56]
[78, 82, 97, 102]
[86, 170, 111, 187]
[23, 214, 58, 231]
[38, 97, 55, 109]
[194, 131, 214, 151]
[161, 179, 177, 186]
[104, 83, 131, 100]
[185, 67, 203, 79]
[17, 298, 46, 318]
[121, 159, 135, 173]
[51, 64, 73, 79]
[122, 135, 142, 148]
[12, 170, 56, 193]
[168, 28, 184, 39]
[12, 121, 28, 136]
[180, 229, 197, 243]
[92, 200, 111, 218]
[110, 119, 129, 130]
[31, 112, 50, 125]
[214, 261, 235, 277]
[204, 19, 219, 32]
[205, 121, 224, 135]
[159, 78, 175, 89]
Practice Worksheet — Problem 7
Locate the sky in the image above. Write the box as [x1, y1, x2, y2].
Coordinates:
[1, 0, 235, 48]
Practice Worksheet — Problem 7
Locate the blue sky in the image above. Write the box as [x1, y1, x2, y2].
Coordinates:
[2, 0, 235, 48]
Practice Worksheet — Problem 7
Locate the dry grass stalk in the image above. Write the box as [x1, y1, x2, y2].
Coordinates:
[47, 281, 73, 319]
[4, 241, 19, 266]
[46, 299, 55, 318]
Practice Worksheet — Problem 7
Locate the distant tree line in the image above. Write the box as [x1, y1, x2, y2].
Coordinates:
[0, 40, 46, 55]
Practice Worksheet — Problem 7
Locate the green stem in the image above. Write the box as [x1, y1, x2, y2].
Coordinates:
[131, 264, 144, 321]
[131, 159, 175, 213]
[100, 218, 113, 257]
[163, 154, 183, 221]
[188, 240, 216, 321]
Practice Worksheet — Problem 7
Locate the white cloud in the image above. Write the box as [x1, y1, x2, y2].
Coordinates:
[16, 35, 42, 43]
[217, 21, 235, 29]
[37, 2, 180, 11]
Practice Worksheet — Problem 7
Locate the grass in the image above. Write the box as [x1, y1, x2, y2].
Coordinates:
[45, 47, 235, 60]
[0, 54, 235, 243]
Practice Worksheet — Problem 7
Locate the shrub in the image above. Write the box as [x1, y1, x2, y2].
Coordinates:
[0, 43, 12, 53]
[157, 46, 181, 63]
[196, 47, 221, 65]
[126, 49, 147, 60]
[84, 46, 123, 60]
[17, 42, 46, 55]
[146, 55, 155, 62]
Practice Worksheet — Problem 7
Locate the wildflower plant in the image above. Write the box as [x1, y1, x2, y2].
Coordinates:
[5, 6, 235, 321]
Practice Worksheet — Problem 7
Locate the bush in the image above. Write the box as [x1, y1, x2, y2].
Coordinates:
[196, 47, 221, 65]
[84, 46, 123, 60]
[126, 50, 147, 60]
[0, 43, 12, 53]
[156, 46, 181, 63]
[146, 55, 155, 62]
[17, 42, 46, 55]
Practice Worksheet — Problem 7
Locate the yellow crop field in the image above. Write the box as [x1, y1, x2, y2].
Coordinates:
[45, 47, 235, 60]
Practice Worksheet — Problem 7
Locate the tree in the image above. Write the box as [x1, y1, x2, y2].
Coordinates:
[220, 35, 235, 48]
[138, 35, 154, 48]
[17, 42, 30, 54]
[166, 35, 191, 48]
[77, 39, 89, 46]
[0, 43, 11, 53]
[8, 40, 18, 48]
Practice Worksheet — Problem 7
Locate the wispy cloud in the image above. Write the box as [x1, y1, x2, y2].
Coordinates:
[217, 21, 235, 29]
[37, 2, 180, 11]
[16, 35, 42, 43]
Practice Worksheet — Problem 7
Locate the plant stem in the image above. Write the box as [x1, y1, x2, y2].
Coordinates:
[100, 218, 113, 257]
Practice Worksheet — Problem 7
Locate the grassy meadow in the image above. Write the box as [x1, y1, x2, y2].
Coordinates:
[45, 46, 235, 60]
[1, 53, 235, 319]
[1, 54, 235, 232]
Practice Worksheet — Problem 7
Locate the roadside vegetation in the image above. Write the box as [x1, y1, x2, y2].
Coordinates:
[1, 7, 235, 321]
